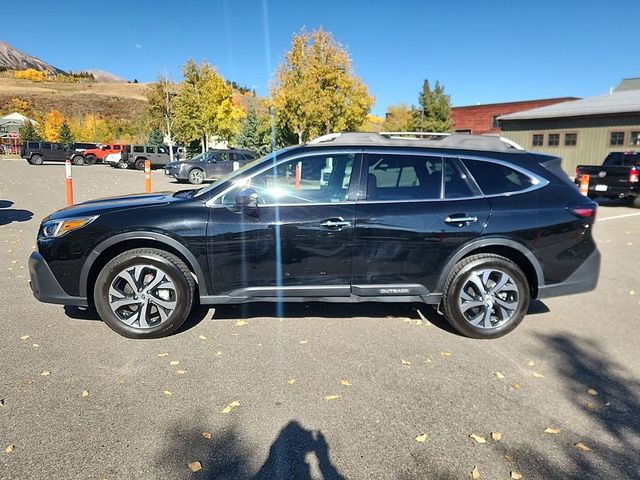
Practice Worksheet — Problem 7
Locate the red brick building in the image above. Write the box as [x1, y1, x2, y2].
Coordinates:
[451, 97, 578, 135]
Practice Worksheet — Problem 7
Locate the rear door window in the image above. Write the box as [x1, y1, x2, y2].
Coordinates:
[444, 157, 478, 199]
[463, 158, 535, 195]
[42, 143, 52, 150]
[146, 146, 155, 154]
[27, 142, 40, 148]
[133, 146, 144, 153]
[365, 153, 442, 200]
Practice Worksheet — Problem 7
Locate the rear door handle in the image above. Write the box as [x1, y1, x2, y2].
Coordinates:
[445, 215, 478, 224]
[320, 217, 352, 229]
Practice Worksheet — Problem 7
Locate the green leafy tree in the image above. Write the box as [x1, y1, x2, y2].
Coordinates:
[413, 80, 454, 132]
[19, 120, 41, 141]
[270, 28, 374, 143]
[146, 75, 177, 160]
[148, 128, 164, 146]
[174, 60, 245, 152]
[382, 104, 414, 132]
[58, 122, 74, 148]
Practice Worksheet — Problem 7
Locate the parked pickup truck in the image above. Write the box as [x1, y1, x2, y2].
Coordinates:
[81, 144, 126, 165]
[575, 151, 640, 208]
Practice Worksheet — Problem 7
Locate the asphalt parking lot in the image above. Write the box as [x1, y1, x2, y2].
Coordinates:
[1, 157, 639, 480]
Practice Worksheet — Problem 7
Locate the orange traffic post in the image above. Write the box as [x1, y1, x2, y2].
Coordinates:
[65, 159, 74, 206]
[295, 161, 302, 190]
[144, 159, 151, 193]
[579, 174, 590, 196]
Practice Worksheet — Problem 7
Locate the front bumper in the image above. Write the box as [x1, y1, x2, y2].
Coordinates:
[537, 249, 600, 299]
[28, 252, 88, 306]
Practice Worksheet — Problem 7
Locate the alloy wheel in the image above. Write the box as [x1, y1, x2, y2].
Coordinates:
[108, 264, 177, 329]
[458, 269, 519, 329]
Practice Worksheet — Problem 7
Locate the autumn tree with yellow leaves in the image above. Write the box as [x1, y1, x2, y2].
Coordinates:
[173, 60, 245, 152]
[270, 28, 374, 143]
[43, 110, 65, 141]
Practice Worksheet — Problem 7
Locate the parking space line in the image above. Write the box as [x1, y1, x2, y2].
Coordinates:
[598, 212, 640, 222]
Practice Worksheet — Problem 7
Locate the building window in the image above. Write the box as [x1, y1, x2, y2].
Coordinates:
[548, 134, 560, 147]
[610, 132, 625, 146]
[564, 133, 577, 146]
[491, 115, 501, 129]
[532, 134, 544, 147]
[630, 132, 640, 147]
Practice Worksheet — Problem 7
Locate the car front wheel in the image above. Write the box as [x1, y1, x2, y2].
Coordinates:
[442, 254, 530, 339]
[94, 248, 195, 339]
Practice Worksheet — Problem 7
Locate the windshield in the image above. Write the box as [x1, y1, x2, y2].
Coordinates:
[193, 147, 296, 198]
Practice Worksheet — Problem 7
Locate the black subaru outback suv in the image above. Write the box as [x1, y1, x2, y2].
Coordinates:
[28, 133, 600, 339]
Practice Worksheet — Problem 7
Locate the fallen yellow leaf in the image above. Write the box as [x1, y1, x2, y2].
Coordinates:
[32, 344, 39, 348]
[163, 390, 173, 396]
[527, 360, 536, 367]
[215, 351, 224, 356]
[235, 320, 248, 326]
[4, 445, 14, 453]
[415, 319, 424, 326]
[469, 434, 486, 444]
[81, 390, 90, 398]
[584, 402, 596, 412]
[40, 370, 51, 376]
[510, 471, 523, 480]
[471, 466, 481, 479]
[504, 454, 513, 462]
[324, 394, 340, 401]
[169, 360, 180, 366]
[299, 340, 309, 344]
[425, 358, 432, 363]
[532, 372, 545, 379]
[574, 442, 591, 452]
[19, 335, 30, 340]
[176, 370, 187, 375]
[198, 335, 208, 340]
[202, 432, 212, 439]
[491, 431, 502, 441]
[157, 352, 169, 357]
[188, 461, 203, 472]
[222, 400, 240, 414]
[340, 379, 352, 386]
[512, 383, 521, 390]
[287, 378, 296, 385]
[544, 427, 560, 434]
[401, 359, 412, 366]
[440, 352, 453, 357]
[495, 372, 505, 380]
[587, 388, 598, 396]
[414, 433, 428, 442]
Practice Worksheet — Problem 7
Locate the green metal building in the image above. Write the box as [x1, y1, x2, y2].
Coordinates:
[498, 78, 640, 174]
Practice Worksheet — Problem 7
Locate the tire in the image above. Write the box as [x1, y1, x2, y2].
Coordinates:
[72, 155, 85, 166]
[135, 158, 146, 170]
[85, 155, 97, 165]
[117, 160, 128, 169]
[30, 155, 44, 165]
[633, 196, 640, 209]
[188, 168, 205, 185]
[94, 248, 196, 339]
[442, 254, 530, 339]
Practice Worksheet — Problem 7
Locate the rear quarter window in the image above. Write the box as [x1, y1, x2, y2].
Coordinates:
[133, 146, 144, 153]
[27, 142, 40, 148]
[463, 158, 535, 195]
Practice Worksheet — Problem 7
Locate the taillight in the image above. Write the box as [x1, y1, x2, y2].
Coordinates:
[568, 203, 597, 218]
[630, 167, 639, 183]
[575, 166, 581, 179]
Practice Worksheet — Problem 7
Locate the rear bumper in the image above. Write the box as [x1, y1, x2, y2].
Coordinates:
[28, 252, 88, 307]
[537, 249, 600, 299]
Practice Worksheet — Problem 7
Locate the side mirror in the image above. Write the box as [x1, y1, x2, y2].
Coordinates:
[235, 188, 259, 216]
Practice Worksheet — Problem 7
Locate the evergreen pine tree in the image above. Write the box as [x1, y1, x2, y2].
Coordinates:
[19, 120, 41, 142]
[148, 128, 165, 146]
[235, 109, 262, 153]
[413, 80, 454, 132]
[58, 122, 75, 148]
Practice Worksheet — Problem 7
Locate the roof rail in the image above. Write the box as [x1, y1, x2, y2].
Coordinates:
[305, 132, 525, 152]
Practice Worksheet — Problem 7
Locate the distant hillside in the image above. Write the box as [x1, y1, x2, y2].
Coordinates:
[0, 40, 66, 74]
[0, 77, 148, 120]
[85, 70, 125, 83]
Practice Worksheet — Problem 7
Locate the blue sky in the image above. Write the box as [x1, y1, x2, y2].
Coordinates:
[2, 0, 638, 116]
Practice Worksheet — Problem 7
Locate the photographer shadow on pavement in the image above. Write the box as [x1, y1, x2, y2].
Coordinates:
[0, 200, 33, 226]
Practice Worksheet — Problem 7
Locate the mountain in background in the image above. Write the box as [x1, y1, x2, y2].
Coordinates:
[85, 70, 125, 83]
[0, 40, 67, 74]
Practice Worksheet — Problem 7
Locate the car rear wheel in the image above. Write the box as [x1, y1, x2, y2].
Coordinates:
[135, 159, 146, 170]
[117, 160, 128, 169]
[442, 254, 529, 339]
[633, 196, 640, 209]
[188, 168, 205, 184]
[85, 154, 97, 165]
[30, 155, 44, 165]
[94, 248, 196, 339]
[72, 156, 85, 166]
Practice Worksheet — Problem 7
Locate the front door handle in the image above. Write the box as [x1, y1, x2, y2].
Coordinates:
[320, 217, 351, 229]
[445, 215, 478, 225]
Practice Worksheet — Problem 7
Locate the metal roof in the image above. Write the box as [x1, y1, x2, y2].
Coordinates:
[305, 132, 525, 152]
[498, 89, 640, 121]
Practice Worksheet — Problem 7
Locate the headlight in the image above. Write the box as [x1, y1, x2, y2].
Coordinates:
[39, 216, 98, 239]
